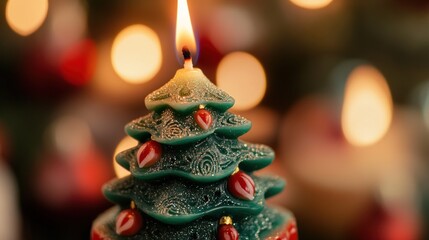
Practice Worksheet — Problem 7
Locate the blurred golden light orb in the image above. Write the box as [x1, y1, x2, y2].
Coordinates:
[216, 52, 267, 111]
[6, 0, 49, 36]
[111, 24, 162, 84]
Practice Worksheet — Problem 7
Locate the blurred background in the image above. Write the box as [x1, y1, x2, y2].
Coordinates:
[0, 0, 429, 239]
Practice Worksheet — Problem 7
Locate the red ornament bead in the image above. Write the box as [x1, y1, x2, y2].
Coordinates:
[227, 170, 255, 201]
[287, 222, 298, 240]
[137, 140, 162, 168]
[275, 232, 288, 240]
[194, 109, 213, 130]
[91, 229, 104, 240]
[115, 208, 143, 236]
[218, 224, 239, 240]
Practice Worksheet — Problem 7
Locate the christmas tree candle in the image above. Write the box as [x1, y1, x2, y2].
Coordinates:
[91, 1, 296, 239]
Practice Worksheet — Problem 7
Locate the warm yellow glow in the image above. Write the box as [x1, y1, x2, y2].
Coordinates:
[176, 0, 197, 58]
[216, 52, 267, 111]
[289, 0, 333, 9]
[6, 0, 48, 36]
[113, 136, 138, 178]
[111, 25, 162, 84]
[341, 65, 393, 146]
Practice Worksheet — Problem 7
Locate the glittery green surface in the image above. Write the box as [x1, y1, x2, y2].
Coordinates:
[125, 107, 251, 145]
[116, 134, 274, 182]
[93, 206, 294, 240]
[103, 174, 284, 224]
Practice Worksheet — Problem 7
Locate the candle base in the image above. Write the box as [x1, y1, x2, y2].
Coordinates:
[91, 206, 296, 240]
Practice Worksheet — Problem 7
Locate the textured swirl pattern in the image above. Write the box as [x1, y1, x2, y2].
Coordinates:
[155, 197, 190, 216]
[103, 175, 285, 225]
[125, 108, 251, 144]
[161, 110, 184, 139]
[190, 149, 221, 176]
[145, 68, 235, 112]
[92, 206, 294, 240]
[116, 134, 275, 182]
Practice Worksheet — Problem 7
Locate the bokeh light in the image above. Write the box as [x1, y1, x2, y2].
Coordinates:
[207, 6, 256, 53]
[59, 39, 97, 86]
[113, 136, 137, 178]
[289, 0, 334, 9]
[0, 163, 20, 240]
[48, 0, 87, 52]
[6, 0, 49, 36]
[237, 107, 280, 144]
[419, 82, 429, 131]
[111, 24, 162, 84]
[341, 65, 393, 146]
[92, 41, 162, 104]
[216, 52, 267, 111]
[52, 116, 92, 157]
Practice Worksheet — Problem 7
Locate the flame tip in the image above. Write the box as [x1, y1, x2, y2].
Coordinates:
[176, 0, 197, 63]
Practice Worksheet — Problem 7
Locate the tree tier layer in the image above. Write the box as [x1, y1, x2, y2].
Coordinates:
[92, 206, 295, 240]
[103, 175, 284, 224]
[145, 68, 234, 113]
[117, 135, 274, 182]
[126, 108, 251, 144]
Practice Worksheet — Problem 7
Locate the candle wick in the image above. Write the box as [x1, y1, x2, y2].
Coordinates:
[182, 47, 193, 70]
[182, 47, 191, 60]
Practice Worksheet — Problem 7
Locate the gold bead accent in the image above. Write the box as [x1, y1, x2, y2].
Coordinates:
[219, 216, 233, 225]
[198, 104, 205, 109]
[130, 201, 136, 209]
[232, 167, 240, 175]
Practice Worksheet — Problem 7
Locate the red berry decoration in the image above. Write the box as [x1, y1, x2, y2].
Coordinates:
[137, 140, 162, 168]
[218, 216, 239, 240]
[218, 225, 239, 240]
[275, 232, 288, 240]
[91, 229, 104, 240]
[273, 222, 298, 240]
[194, 108, 213, 130]
[115, 208, 143, 236]
[227, 169, 255, 201]
[273, 229, 288, 240]
[287, 222, 298, 240]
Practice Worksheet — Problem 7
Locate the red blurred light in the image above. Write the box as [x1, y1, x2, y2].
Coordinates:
[60, 39, 97, 86]
[73, 150, 111, 203]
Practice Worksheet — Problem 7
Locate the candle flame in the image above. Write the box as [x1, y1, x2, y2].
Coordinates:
[176, 0, 197, 63]
[341, 65, 393, 146]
